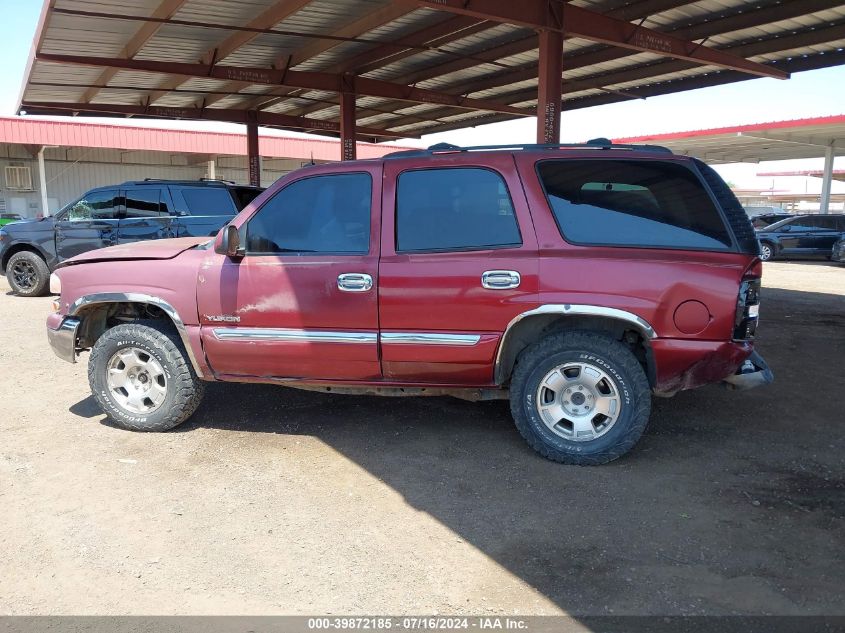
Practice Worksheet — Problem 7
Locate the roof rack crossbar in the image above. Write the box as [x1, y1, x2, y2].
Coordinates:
[385, 138, 673, 159]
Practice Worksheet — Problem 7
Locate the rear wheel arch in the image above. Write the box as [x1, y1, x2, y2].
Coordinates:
[495, 306, 657, 387]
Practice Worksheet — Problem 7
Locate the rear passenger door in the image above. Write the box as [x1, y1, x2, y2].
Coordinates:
[378, 155, 539, 385]
[804, 216, 842, 254]
[117, 187, 175, 244]
[54, 189, 120, 260]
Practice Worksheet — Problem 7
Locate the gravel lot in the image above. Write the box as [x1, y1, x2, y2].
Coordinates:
[1, 262, 843, 616]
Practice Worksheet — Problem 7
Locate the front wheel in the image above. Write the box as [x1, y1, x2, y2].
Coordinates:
[759, 242, 774, 261]
[88, 322, 205, 431]
[509, 331, 651, 465]
[6, 250, 50, 296]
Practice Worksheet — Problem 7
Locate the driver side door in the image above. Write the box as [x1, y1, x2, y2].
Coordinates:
[54, 189, 120, 260]
[197, 167, 381, 381]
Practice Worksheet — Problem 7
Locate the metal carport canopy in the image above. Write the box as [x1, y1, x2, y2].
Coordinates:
[15, 0, 845, 185]
[615, 114, 845, 212]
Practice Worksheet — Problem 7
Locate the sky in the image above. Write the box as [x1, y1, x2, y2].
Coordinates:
[1, 0, 843, 195]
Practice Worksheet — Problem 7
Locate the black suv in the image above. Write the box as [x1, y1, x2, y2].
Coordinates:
[1, 179, 263, 296]
[756, 213, 845, 261]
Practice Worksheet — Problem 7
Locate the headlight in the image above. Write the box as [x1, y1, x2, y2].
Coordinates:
[49, 272, 62, 294]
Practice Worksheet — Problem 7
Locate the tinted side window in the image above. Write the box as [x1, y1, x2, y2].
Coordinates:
[786, 218, 815, 231]
[66, 190, 119, 221]
[246, 173, 371, 255]
[125, 189, 166, 217]
[181, 188, 238, 216]
[232, 187, 263, 211]
[537, 160, 733, 250]
[396, 168, 521, 252]
[809, 216, 838, 230]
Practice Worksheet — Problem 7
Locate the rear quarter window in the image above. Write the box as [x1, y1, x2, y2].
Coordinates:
[180, 188, 238, 216]
[232, 187, 263, 211]
[536, 159, 734, 250]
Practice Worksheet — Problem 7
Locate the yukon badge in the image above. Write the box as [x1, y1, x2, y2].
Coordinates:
[203, 314, 241, 323]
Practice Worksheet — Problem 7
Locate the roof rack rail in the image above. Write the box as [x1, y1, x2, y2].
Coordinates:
[385, 138, 673, 159]
[120, 178, 238, 186]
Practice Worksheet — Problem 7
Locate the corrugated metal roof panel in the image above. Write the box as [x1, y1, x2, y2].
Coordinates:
[17, 0, 845, 139]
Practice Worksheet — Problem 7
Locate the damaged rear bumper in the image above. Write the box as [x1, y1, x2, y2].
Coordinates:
[722, 351, 774, 391]
[652, 339, 773, 396]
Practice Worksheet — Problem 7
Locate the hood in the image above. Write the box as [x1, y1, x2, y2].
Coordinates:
[1, 217, 53, 232]
[59, 236, 211, 267]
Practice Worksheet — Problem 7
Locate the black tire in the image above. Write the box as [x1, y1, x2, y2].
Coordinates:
[509, 331, 651, 465]
[6, 250, 50, 296]
[88, 321, 205, 432]
[759, 241, 774, 261]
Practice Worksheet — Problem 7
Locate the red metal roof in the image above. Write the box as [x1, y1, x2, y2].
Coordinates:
[614, 115, 845, 143]
[612, 115, 845, 164]
[757, 169, 845, 177]
[0, 116, 412, 161]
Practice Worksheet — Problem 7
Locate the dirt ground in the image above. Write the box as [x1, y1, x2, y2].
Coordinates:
[0, 262, 843, 616]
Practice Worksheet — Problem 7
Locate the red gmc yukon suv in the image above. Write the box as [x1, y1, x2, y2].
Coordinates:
[47, 141, 772, 465]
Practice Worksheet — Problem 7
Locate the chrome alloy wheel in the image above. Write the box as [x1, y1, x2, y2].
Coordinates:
[760, 243, 773, 261]
[11, 260, 37, 290]
[106, 347, 168, 414]
[535, 361, 622, 442]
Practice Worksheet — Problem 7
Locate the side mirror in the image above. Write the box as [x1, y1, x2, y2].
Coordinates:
[216, 224, 245, 258]
[780, 225, 792, 233]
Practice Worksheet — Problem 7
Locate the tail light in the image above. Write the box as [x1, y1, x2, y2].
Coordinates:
[734, 262, 762, 341]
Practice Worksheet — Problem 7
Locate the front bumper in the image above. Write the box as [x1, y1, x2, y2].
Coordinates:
[47, 316, 81, 363]
[722, 350, 774, 391]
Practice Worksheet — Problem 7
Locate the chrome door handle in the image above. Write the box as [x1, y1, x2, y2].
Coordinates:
[482, 270, 521, 290]
[337, 273, 373, 292]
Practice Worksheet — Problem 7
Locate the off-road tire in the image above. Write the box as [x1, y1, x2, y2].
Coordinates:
[759, 242, 774, 261]
[509, 331, 651, 465]
[6, 250, 50, 296]
[88, 321, 205, 431]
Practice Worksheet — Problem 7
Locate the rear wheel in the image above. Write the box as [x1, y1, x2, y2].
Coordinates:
[759, 242, 774, 261]
[88, 321, 204, 431]
[6, 251, 50, 296]
[509, 331, 651, 465]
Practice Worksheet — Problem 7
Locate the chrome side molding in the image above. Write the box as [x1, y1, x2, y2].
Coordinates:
[213, 328, 377, 344]
[68, 292, 205, 378]
[212, 329, 481, 346]
[380, 332, 481, 346]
